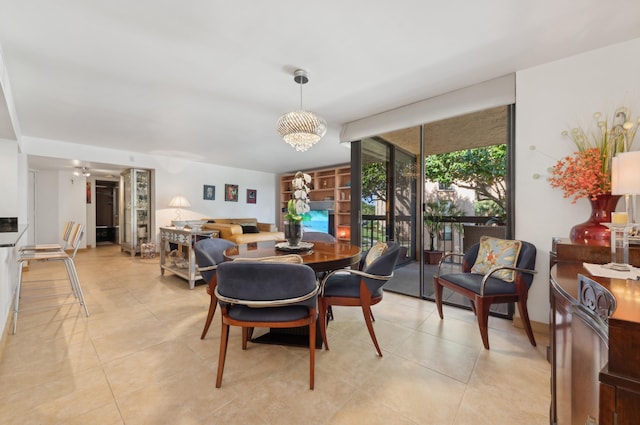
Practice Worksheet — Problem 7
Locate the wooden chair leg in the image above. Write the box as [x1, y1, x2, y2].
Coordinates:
[362, 304, 382, 357]
[200, 298, 217, 340]
[433, 277, 444, 319]
[475, 297, 492, 350]
[319, 298, 330, 351]
[517, 295, 537, 347]
[216, 322, 230, 388]
[242, 327, 249, 350]
[469, 299, 477, 316]
[309, 311, 316, 390]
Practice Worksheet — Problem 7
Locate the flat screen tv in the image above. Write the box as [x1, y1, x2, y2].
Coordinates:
[303, 210, 330, 233]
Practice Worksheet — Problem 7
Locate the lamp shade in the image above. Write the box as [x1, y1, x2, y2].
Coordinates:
[169, 195, 191, 208]
[611, 151, 640, 195]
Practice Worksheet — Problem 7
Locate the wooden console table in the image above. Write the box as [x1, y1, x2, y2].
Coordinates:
[159, 226, 219, 289]
[549, 239, 640, 425]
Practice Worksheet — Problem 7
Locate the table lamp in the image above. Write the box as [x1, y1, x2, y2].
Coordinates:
[609, 151, 640, 269]
[612, 151, 640, 225]
[169, 195, 191, 220]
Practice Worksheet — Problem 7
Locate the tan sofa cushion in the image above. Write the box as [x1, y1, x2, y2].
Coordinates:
[202, 218, 284, 244]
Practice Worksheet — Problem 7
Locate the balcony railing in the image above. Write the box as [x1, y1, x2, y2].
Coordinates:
[361, 214, 504, 256]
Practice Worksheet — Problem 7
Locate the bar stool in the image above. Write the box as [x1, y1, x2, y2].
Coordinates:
[19, 220, 75, 253]
[13, 223, 89, 334]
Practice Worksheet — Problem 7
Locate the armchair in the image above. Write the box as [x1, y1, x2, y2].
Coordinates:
[319, 241, 401, 357]
[433, 237, 537, 350]
[194, 238, 237, 339]
[214, 261, 319, 389]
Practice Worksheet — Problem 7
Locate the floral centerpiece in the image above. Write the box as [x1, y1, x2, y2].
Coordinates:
[549, 107, 639, 203]
[283, 171, 311, 246]
[549, 107, 639, 244]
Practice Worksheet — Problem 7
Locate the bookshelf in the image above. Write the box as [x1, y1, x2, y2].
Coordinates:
[279, 164, 351, 240]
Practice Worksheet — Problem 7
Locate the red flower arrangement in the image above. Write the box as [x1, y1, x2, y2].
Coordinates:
[549, 107, 639, 203]
[549, 148, 609, 203]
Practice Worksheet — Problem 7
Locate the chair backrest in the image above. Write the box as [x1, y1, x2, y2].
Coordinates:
[68, 223, 85, 258]
[61, 220, 75, 247]
[194, 238, 237, 283]
[463, 239, 537, 287]
[302, 232, 337, 243]
[362, 241, 401, 296]
[232, 254, 303, 264]
[216, 262, 318, 309]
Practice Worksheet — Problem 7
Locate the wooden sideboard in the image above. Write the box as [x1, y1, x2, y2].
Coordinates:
[549, 239, 640, 425]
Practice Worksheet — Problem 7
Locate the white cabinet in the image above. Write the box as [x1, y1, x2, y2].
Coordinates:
[120, 169, 152, 256]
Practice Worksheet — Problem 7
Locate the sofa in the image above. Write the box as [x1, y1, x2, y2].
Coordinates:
[201, 218, 284, 245]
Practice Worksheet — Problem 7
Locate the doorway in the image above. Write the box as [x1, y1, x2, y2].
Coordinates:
[95, 180, 119, 245]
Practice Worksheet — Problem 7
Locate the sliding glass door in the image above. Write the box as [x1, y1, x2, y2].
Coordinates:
[353, 105, 516, 318]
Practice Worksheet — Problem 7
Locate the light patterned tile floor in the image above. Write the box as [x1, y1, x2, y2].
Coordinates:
[0, 245, 550, 424]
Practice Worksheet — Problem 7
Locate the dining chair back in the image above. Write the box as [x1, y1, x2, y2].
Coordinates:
[214, 261, 319, 389]
[319, 241, 401, 357]
[194, 237, 237, 339]
[302, 232, 337, 243]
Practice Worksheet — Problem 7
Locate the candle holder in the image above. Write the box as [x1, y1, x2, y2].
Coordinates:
[603, 223, 635, 271]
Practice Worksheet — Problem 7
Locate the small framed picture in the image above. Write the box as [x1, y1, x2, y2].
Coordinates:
[225, 184, 238, 202]
[203, 185, 215, 200]
[247, 189, 257, 204]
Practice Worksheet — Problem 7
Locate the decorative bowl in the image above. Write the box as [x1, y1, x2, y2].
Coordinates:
[171, 220, 187, 229]
[186, 220, 208, 231]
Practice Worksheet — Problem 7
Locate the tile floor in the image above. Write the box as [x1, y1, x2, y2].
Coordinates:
[0, 244, 550, 424]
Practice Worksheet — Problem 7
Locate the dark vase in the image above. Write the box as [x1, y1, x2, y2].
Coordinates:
[569, 193, 621, 246]
[284, 220, 303, 247]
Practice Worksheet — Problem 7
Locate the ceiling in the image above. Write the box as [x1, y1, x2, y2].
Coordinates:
[1, 1, 640, 176]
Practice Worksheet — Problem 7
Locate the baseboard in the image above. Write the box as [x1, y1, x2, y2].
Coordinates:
[513, 316, 548, 335]
[0, 308, 12, 362]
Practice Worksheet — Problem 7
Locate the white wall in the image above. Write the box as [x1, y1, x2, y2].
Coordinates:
[0, 139, 17, 217]
[515, 37, 640, 324]
[0, 139, 25, 338]
[23, 137, 279, 248]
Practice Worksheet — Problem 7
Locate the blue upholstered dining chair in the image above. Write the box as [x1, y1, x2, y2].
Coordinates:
[302, 231, 337, 243]
[319, 241, 401, 357]
[194, 238, 237, 339]
[433, 237, 537, 350]
[214, 261, 319, 389]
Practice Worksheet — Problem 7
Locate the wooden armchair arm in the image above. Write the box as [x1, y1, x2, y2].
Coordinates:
[435, 253, 465, 277]
[320, 269, 394, 296]
[197, 264, 218, 273]
[480, 266, 537, 295]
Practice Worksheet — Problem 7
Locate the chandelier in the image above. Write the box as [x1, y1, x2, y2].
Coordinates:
[73, 167, 91, 177]
[277, 69, 326, 152]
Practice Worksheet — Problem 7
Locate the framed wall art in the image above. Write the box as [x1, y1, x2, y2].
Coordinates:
[247, 189, 257, 204]
[225, 184, 238, 202]
[203, 185, 215, 200]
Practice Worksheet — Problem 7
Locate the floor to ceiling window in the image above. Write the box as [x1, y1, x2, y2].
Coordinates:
[352, 105, 516, 318]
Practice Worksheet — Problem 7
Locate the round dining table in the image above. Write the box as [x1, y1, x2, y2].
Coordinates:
[223, 240, 362, 272]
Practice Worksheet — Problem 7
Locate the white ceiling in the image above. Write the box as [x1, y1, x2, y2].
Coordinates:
[2, 1, 640, 176]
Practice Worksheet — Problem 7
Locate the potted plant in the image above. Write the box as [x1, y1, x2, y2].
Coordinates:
[424, 199, 463, 264]
[283, 171, 311, 246]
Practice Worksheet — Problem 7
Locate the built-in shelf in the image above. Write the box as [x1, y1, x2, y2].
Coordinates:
[279, 164, 351, 238]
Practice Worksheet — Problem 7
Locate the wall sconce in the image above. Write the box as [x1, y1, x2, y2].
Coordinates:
[337, 225, 351, 241]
